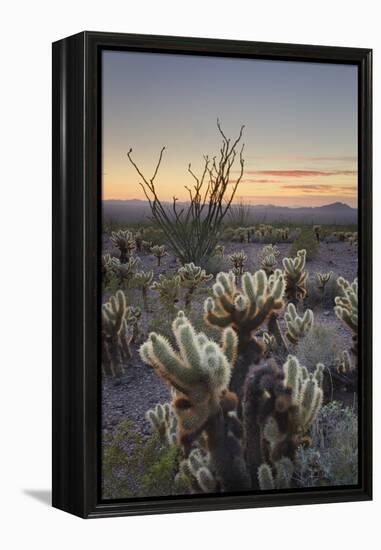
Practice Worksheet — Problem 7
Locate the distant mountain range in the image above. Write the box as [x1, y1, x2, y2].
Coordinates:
[103, 199, 357, 225]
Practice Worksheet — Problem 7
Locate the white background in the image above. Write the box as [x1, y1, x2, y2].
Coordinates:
[0, 1, 378, 548]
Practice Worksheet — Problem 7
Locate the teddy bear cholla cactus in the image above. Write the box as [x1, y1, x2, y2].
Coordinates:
[284, 303, 314, 345]
[175, 447, 217, 494]
[111, 256, 140, 286]
[204, 269, 285, 355]
[316, 271, 331, 291]
[282, 249, 308, 302]
[334, 276, 358, 355]
[150, 244, 168, 266]
[110, 229, 136, 263]
[145, 402, 178, 446]
[177, 262, 213, 308]
[139, 311, 250, 490]
[228, 250, 247, 276]
[102, 290, 133, 377]
[134, 270, 154, 311]
[151, 273, 181, 312]
[257, 457, 294, 490]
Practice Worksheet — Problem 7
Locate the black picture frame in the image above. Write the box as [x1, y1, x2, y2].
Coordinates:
[52, 31, 372, 519]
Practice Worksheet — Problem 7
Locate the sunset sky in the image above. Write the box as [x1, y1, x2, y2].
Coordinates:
[102, 50, 358, 208]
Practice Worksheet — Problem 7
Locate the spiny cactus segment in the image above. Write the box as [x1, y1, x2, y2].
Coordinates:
[145, 402, 178, 446]
[228, 250, 247, 276]
[151, 273, 181, 311]
[316, 271, 331, 291]
[284, 303, 314, 344]
[134, 270, 154, 311]
[175, 448, 217, 493]
[257, 457, 294, 490]
[282, 249, 308, 303]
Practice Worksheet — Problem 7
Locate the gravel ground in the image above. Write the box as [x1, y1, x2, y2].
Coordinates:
[102, 235, 358, 441]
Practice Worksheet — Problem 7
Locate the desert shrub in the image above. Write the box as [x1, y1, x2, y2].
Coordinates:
[296, 322, 339, 371]
[304, 273, 339, 310]
[289, 229, 319, 260]
[295, 401, 358, 487]
[102, 420, 180, 499]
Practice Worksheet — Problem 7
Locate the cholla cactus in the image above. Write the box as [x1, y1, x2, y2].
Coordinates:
[150, 244, 168, 266]
[176, 448, 217, 494]
[142, 239, 154, 252]
[111, 229, 136, 263]
[139, 310, 238, 440]
[313, 225, 321, 243]
[133, 229, 144, 252]
[102, 290, 133, 377]
[214, 244, 225, 257]
[228, 250, 247, 276]
[257, 457, 294, 490]
[101, 254, 114, 285]
[334, 276, 358, 354]
[151, 273, 181, 312]
[145, 402, 178, 446]
[178, 262, 213, 308]
[126, 305, 141, 344]
[336, 350, 353, 374]
[259, 253, 278, 275]
[204, 270, 285, 356]
[316, 272, 331, 291]
[262, 331, 277, 357]
[282, 249, 308, 303]
[233, 228, 248, 243]
[111, 256, 139, 286]
[134, 270, 154, 311]
[284, 303, 314, 345]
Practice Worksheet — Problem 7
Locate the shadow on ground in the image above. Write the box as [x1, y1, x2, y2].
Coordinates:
[23, 489, 51, 506]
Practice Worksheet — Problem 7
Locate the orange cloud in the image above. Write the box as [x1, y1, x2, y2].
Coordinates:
[245, 170, 357, 178]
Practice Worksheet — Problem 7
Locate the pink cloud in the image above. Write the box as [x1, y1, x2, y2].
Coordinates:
[245, 170, 357, 178]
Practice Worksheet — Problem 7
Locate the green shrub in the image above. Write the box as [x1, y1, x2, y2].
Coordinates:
[102, 420, 181, 499]
[295, 401, 358, 487]
[289, 229, 319, 260]
[296, 322, 339, 371]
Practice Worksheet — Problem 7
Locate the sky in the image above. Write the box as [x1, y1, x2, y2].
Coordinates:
[102, 50, 358, 208]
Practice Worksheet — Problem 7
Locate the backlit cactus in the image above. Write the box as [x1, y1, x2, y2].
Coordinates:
[228, 250, 247, 276]
[316, 271, 331, 291]
[151, 273, 181, 312]
[178, 262, 213, 308]
[204, 269, 285, 354]
[111, 229, 136, 263]
[282, 249, 308, 303]
[145, 402, 178, 446]
[150, 244, 168, 266]
[134, 269, 154, 311]
[257, 457, 294, 490]
[139, 310, 238, 439]
[313, 225, 321, 243]
[284, 303, 314, 344]
[176, 448, 217, 493]
[111, 256, 140, 286]
[102, 290, 133, 377]
[334, 276, 358, 355]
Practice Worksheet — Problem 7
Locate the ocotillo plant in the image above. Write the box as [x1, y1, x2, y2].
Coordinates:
[127, 120, 245, 264]
[316, 271, 331, 292]
[102, 290, 133, 377]
[334, 276, 358, 355]
[134, 270, 154, 311]
[284, 303, 314, 345]
[177, 262, 213, 309]
[111, 229, 136, 263]
[151, 273, 181, 313]
[228, 250, 247, 277]
[150, 244, 168, 266]
[282, 249, 308, 303]
[139, 311, 250, 491]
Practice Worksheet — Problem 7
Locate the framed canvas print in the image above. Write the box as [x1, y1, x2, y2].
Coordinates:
[52, 32, 372, 518]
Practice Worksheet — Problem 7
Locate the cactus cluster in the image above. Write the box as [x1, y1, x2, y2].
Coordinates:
[111, 256, 140, 286]
[284, 303, 314, 344]
[151, 273, 181, 312]
[134, 269, 154, 311]
[177, 262, 213, 308]
[258, 244, 280, 275]
[228, 250, 247, 277]
[316, 271, 331, 291]
[334, 276, 358, 356]
[175, 448, 217, 493]
[257, 457, 294, 490]
[282, 249, 308, 303]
